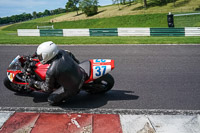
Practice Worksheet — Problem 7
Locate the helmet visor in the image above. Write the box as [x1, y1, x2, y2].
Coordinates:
[37, 54, 43, 62]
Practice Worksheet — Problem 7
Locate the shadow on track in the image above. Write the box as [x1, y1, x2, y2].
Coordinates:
[60, 90, 139, 109]
[15, 90, 139, 108]
[14, 92, 49, 103]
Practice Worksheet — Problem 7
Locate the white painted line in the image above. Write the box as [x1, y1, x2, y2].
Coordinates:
[120, 115, 155, 133]
[71, 118, 81, 128]
[149, 115, 200, 133]
[0, 44, 200, 47]
[120, 115, 200, 133]
[0, 110, 199, 133]
[1, 107, 200, 115]
[0, 111, 14, 128]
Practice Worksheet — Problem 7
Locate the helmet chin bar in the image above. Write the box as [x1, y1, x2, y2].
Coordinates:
[37, 54, 43, 62]
[36, 41, 59, 64]
[40, 60, 46, 65]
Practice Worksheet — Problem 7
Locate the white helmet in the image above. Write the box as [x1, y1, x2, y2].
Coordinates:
[36, 41, 59, 64]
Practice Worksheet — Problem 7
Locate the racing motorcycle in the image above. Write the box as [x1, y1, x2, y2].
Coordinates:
[4, 54, 115, 94]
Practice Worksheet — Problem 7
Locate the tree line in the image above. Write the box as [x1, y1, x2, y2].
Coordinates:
[66, 0, 177, 16]
[65, 0, 98, 16]
[0, 8, 66, 25]
[112, 0, 177, 9]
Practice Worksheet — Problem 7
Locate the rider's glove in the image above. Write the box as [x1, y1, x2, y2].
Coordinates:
[27, 79, 42, 90]
[31, 52, 37, 58]
[36, 81, 50, 92]
[31, 80, 50, 92]
[27, 78, 50, 92]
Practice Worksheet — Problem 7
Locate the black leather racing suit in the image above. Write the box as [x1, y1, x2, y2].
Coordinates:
[34, 49, 85, 105]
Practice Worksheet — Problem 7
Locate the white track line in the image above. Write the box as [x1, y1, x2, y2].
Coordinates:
[0, 107, 200, 115]
[119, 114, 200, 133]
[0, 111, 14, 128]
[0, 44, 200, 46]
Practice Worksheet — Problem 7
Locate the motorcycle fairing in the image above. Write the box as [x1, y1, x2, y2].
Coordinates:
[7, 55, 27, 85]
[7, 62, 49, 84]
[7, 71, 17, 82]
[34, 62, 49, 81]
[7, 70, 27, 85]
[85, 59, 115, 83]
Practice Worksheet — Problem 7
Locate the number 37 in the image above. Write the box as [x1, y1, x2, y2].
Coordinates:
[95, 66, 106, 76]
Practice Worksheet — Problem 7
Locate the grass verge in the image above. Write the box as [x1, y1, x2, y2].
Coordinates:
[2, 14, 168, 31]
[0, 31, 200, 44]
[3, 13, 200, 31]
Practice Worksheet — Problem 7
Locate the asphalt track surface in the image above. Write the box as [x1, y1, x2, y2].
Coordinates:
[0, 45, 200, 112]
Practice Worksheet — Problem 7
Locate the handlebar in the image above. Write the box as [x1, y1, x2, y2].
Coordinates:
[20, 55, 37, 80]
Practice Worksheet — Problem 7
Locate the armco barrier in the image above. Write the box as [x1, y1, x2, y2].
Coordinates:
[89, 28, 118, 36]
[40, 29, 63, 36]
[185, 27, 200, 36]
[17, 28, 200, 37]
[63, 29, 89, 36]
[118, 28, 150, 36]
[17, 29, 40, 36]
[150, 28, 185, 36]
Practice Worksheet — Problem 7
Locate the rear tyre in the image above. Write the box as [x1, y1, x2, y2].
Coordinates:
[3, 77, 32, 94]
[83, 74, 114, 94]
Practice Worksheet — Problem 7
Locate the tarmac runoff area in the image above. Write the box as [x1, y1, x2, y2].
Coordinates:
[0, 108, 200, 133]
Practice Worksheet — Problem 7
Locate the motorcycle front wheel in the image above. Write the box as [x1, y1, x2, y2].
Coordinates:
[3, 77, 33, 94]
[83, 73, 114, 94]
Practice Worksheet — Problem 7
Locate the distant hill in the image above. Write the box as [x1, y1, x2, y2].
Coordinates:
[2, 0, 200, 31]
[51, 0, 200, 22]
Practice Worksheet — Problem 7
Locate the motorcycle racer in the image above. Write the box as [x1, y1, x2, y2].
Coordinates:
[28, 41, 86, 105]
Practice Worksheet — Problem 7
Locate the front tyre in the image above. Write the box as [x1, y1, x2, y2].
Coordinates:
[3, 77, 32, 94]
[84, 74, 114, 94]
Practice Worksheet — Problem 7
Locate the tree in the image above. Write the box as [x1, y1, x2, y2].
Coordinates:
[121, 0, 126, 5]
[128, 0, 132, 5]
[73, 0, 80, 15]
[37, 12, 43, 18]
[33, 11, 37, 19]
[65, 0, 80, 15]
[0, 7, 66, 25]
[66, 0, 74, 12]
[79, 0, 98, 16]
[144, 0, 147, 8]
[26, 13, 33, 20]
[44, 9, 50, 16]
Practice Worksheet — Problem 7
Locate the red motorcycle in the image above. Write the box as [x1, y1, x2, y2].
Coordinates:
[4, 55, 115, 94]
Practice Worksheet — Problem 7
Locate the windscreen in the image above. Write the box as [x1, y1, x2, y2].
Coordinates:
[7, 55, 22, 71]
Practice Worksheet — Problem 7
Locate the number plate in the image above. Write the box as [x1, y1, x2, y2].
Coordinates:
[93, 65, 111, 79]
[92, 59, 113, 79]
[93, 59, 111, 63]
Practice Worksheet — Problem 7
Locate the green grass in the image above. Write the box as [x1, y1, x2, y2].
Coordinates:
[174, 14, 200, 27]
[25, 13, 66, 23]
[3, 13, 200, 31]
[3, 14, 167, 31]
[0, 30, 200, 44]
[1, 12, 200, 44]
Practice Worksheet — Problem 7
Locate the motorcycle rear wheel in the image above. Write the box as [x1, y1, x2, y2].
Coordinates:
[3, 77, 33, 94]
[83, 73, 114, 94]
